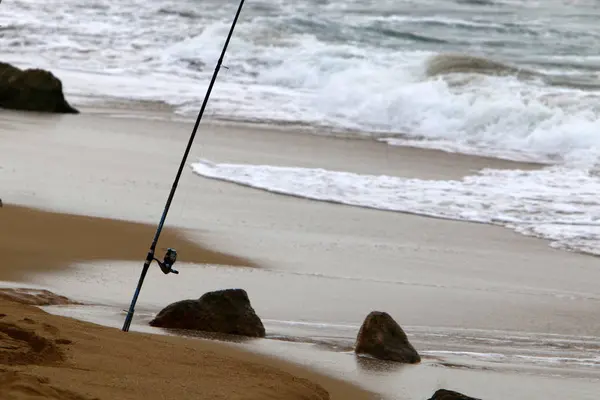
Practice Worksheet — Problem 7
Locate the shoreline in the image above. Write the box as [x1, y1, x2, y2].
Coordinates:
[77, 98, 549, 167]
[2, 108, 600, 399]
[0, 296, 374, 400]
[2, 105, 597, 327]
[57, 94, 549, 174]
[0, 204, 374, 400]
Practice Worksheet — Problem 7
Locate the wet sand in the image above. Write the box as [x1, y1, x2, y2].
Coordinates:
[2, 108, 600, 399]
[0, 204, 370, 399]
[0, 295, 371, 400]
[1, 203, 254, 282]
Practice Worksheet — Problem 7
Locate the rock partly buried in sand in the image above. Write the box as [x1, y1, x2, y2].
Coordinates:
[149, 289, 266, 338]
[354, 311, 420, 363]
[0, 62, 79, 113]
[428, 389, 482, 400]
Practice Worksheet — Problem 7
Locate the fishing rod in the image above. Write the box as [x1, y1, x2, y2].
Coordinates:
[122, 0, 247, 332]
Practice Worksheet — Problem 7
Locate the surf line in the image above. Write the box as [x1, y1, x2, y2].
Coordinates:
[121, 0, 247, 332]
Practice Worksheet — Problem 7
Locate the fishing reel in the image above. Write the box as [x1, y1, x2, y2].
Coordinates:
[154, 248, 179, 275]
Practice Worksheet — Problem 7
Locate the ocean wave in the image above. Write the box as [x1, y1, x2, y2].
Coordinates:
[157, 7, 202, 19]
[425, 53, 538, 78]
[426, 53, 600, 91]
[3, 0, 600, 164]
[191, 160, 600, 257]
[365, 25, 451, 44]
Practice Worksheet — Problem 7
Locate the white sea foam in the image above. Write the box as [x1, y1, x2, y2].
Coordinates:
[191, 160, 600, 256]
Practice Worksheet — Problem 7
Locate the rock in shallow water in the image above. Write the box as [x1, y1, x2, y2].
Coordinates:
[0, 62, 79, 114]
[149, 288, 266, 338]
[354, 311, 420, 363]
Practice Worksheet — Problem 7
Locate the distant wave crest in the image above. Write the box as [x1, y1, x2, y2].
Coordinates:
[425, 53, 537, 78]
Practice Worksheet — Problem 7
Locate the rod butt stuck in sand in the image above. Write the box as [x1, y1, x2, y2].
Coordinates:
[121, 0, 247, 333]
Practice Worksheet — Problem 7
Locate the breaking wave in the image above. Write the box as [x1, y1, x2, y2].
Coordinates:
[2, 0, 600, 164]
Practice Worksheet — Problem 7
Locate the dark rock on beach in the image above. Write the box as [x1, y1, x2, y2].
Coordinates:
[428, 389, 482, 400]
[0, 62, 79, 113]
[354, 311, 420, 363]
[149, 288, 266, 338]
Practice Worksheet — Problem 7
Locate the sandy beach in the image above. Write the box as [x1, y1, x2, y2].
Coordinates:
[2, 108, 600, 399]
[0, 204, 371, 399]
[0, 294, 371, 400]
